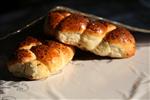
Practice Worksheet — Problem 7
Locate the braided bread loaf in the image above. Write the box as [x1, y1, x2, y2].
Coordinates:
[8, 37, 75, 80]
[44, 11, 136, 58]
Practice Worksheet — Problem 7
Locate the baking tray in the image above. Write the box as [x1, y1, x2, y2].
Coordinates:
[0, 6, 149, 100]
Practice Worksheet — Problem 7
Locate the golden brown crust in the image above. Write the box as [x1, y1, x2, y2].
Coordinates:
[104, 27, 136, 57]
[58, 14, 89, 33]
[104, 28, 135, 44]
[8, 37, 75, 80]
[45, 11, 71, 36]
[19, 36, 42, 50]
[31, 44, 52, 65]
[46, 41, 75, 61]
[30, 41, 75, 72]
[31, 43, 61, 73]
[15, 49, 36, 63]
[48, 11, 71, 29]
[100, 21, 117, 33]
[83, 21, 107, 36]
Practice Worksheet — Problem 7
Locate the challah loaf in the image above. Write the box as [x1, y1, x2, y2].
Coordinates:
[44, 10, 136, 58]
[8, 36, 75, 80]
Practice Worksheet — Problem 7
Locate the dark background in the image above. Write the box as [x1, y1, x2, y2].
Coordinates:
[0, 0, 150, 35]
